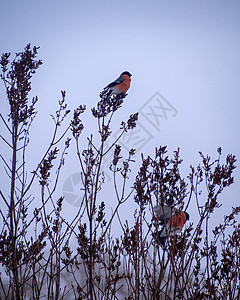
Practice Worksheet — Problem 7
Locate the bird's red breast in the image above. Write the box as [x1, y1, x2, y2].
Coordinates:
[168, 212, 187, 229]
[114, 74, 131, 93]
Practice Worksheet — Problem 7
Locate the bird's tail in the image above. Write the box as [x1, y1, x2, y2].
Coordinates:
[106, 89, 112, 99]
[157, 235, 167, 247]
[153, 227, 167, 247]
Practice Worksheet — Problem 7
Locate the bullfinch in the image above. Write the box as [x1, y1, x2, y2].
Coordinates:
[153, 205, 189, 246]
[104, 71, 132, 98]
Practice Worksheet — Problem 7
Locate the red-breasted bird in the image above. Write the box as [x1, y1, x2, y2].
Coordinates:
[104, 71, 132, 98]
[153, 205, 189, 246]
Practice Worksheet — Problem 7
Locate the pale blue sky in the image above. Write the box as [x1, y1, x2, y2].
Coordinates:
[1, 0, 240, 231]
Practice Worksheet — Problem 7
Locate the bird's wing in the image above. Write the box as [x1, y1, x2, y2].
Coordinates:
[104, 75, 125, 89]
[154, 205, 176, 223]
[158, 224, 181, 238]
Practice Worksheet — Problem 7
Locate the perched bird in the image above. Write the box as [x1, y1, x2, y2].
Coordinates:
[104, 71, 132, 98]
[153, 205, 189, 246]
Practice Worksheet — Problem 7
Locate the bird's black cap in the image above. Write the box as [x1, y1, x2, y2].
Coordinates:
[121, 71, 132, 77]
